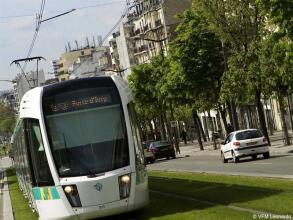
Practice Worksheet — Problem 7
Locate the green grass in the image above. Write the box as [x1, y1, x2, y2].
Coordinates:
[149, 171, 293, 215]
[134, 192, 252, 220]
[0, 144, 12, 157]
[7, 168, 292, 220]
[6, 169, 38, 220]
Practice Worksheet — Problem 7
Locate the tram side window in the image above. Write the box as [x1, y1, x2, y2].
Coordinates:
[127, 103, 145, 165]
[25, 119, 54, 187]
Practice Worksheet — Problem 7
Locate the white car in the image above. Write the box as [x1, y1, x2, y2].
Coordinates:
[220, 129, 270, 163]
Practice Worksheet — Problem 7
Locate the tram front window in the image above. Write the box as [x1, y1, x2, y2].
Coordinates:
[43, 87, 129, 177]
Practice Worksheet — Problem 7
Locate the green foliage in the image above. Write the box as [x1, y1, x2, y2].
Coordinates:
[128, 0, 292, 135]
[174, 105, 193, 122]
[167, 8, 224, 111]
[7, 168, 39, 220]
[260, 35, 293, 96]
[258, 0, 293, 38]
[0, 103, 16, 135]
[128, 56, 170, 123]
[195, 0, 265, 51]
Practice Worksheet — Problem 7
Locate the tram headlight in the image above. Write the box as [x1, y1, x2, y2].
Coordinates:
[64, 186, 74, 194]
[62, 185, 82, 207]
[118, 174, 131, 199]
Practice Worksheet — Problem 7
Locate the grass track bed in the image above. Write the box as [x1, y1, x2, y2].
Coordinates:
[7, 169, 292, 219]
[149, 171, 293, 215]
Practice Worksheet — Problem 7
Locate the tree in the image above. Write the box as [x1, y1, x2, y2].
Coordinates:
[164, 8, 225, 149]
[195, 0, 271, 144]
[258, 0, 293, 38]
[128, 56, 171, 141]
[260, 35, 293, 145]
[0, 103, 16, 137]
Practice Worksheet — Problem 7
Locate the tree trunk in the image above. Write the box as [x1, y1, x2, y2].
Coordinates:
[192, 110, 203, 150]
[270, 98, 277, 130]
[163, 111, 172, 140]
[148, 120, 155, 140]
[218, 103, 228, 136]
[170, 103, 180, 153]
[197, 114, 207, 142]
[203, 112, 210, 141]
[231, 101, 240, 130]
[154, 119, 160, 140]
[279, 95, 291, 146]
[287, 95, 293, 132]
[255, 89, 271, 146]
[208, 110, 217, 150]
[226, 101, 234, 126]
[160, 114, 167, 140]
[265, 100, 274, 135]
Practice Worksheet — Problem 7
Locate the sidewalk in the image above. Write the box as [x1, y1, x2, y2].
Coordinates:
[178, 131, 293, 157]
[0, 157, 14, 220]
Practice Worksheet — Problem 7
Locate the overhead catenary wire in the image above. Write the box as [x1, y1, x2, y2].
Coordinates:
[0, 1, 124, 20]
[101, 6, 128, 44]
[24, 0, 46, 67]
[18, 0, 46, 87]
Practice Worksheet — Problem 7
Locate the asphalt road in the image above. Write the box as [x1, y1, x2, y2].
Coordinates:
[148, 153, 293, 178]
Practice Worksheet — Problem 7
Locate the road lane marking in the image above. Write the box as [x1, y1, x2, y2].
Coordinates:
[251, 163, 272, 165]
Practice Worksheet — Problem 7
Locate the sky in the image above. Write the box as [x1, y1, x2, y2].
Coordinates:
[0, 0, 126, 90]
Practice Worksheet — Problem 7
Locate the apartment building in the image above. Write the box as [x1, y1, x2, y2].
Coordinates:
[54, 47, 93, 82]
[12, 70, 45, 112]
[69, 47, 112, 79]
[129, 0, 191, 64]
[108, 23, 136, 79]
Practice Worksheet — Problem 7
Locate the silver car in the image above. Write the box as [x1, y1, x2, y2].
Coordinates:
[220, 129, 270, 163]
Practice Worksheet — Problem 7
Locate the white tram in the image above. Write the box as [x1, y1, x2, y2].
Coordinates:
[12, 76, 149, 219]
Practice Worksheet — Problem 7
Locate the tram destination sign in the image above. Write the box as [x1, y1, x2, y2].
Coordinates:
[44, 93, 113, 115]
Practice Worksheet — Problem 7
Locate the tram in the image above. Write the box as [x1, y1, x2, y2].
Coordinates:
[12, 76, 149, 219]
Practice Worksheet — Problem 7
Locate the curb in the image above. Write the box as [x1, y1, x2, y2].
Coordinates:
[2, 170, 14, 220]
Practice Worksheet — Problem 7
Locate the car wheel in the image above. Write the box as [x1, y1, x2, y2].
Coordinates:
[232, 151, 239, 163]
[167, 156, 170, 160]
[221, 152, 228, 163]
[263, 152, 270, 159]
[251, 155, 257, 160]
[150, 158, 155, 164]
[172, 153, 176, 159]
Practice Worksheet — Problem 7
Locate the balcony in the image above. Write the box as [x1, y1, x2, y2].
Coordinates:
[143, 24, 149, 32]
[155, 19, 162, 27]
[139, 45, 148, 52]
[134, 45, 148, 55]
[134, 29, 141, 36]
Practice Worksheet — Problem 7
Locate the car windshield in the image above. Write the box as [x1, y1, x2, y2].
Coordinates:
[152, 141, 171, 148]
[236, 130, 263, 140]
[43, 87, 129, 177]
